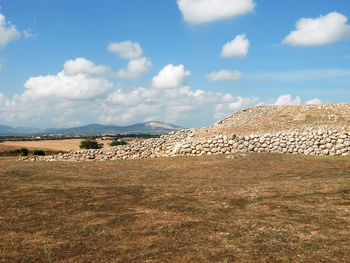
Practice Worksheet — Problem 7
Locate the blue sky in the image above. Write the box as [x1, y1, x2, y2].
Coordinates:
[0, 0, 349, 128]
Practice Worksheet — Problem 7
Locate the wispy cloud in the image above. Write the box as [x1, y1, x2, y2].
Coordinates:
[23, 29, 37, 39]
[0, 13, 20, 48]
[271, 69, 350, 81]
[256, 75, 271, 82]
[249, 69, 350, 82]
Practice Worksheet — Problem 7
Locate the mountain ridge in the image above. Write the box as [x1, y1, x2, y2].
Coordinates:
[0, 121, 183, 135]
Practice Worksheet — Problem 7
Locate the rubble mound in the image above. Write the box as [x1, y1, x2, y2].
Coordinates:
[206, 103, 350, 136]
[22, 103, 350, 161]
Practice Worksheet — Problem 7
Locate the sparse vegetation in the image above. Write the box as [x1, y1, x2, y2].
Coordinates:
[0, 135, 157, 153]
[79, 139, 103, 149]
[109, 140, 128, 147]
[305, 114, 313, 122]
[1, 147, 30, 156]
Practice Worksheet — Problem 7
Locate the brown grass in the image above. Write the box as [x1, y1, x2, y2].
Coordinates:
[0, 144, 20, 152]
[0, 153, 349, 262]
[0, 139, 112, 152]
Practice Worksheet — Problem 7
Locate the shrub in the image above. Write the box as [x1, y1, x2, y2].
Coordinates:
[79, 139, 103, 149]
[110, 140, 128, 147]
[33, 150, 45, 156]
[18, 148, 29, 156]
[0, 148, 29, 156]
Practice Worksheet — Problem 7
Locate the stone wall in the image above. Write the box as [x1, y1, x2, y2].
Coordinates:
[22, 127, 350, 162]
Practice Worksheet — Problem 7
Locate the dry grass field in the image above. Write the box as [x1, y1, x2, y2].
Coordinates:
[0, 139, 112, 152]
[0, 153, 349, 262]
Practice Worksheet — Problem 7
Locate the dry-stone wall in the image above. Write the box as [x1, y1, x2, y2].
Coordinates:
[22, 127, 350, 162]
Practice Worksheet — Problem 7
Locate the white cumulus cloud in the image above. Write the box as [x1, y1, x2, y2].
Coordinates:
[0, 13, 20, 48]
[103, 84, 259, 125]
[215, 95, 259, 119]
[306, 98, 322, 104]
[206, 69, 243, 81]
[283, 12, 350, 46]
[0, 92, 4, 104]
[107, 41, 143, 59]
[23, 74, 112, 101]
[117, 57, 152, 79]
[2, 57, 327, 129]
[274, 94, 301, 105]
[107, 88, 146, 107]
[177, 0, 255, 24]
[0, 58, 263, 128]
[221, 34, 249, 59]
[63, 57, 110, 76]
[152, 64, 191, 89]
[22, 58, 113, 101]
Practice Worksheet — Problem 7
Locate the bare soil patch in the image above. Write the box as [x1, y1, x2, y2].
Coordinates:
[0, 154, 349, 262]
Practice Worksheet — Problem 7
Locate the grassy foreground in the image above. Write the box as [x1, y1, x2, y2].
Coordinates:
[0, 154, 349, 263]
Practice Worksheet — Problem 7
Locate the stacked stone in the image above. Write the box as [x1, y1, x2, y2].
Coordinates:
[22, 128, 350, 162]
[174, 134, 236, 156]
[230, 130, 350, 156]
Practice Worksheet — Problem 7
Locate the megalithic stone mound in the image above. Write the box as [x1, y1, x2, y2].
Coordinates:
[22, 103, 350, 161]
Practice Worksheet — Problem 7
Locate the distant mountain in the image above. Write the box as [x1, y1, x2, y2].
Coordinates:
[0, 125, 17, 134]
[0, 125, 43, 135]
[0, 121, 183, 135]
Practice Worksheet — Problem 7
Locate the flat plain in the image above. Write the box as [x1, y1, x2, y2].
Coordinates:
[0, 153, 349, 262]
[0, 139, 112, 152]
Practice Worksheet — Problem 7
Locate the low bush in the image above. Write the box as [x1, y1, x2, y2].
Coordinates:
[16, 148, 29, 156]
[110, 140, 128, 147]
[33, 150, 45, 156]
[80, 139, 103, 149]
[0, 148, 29, 156]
